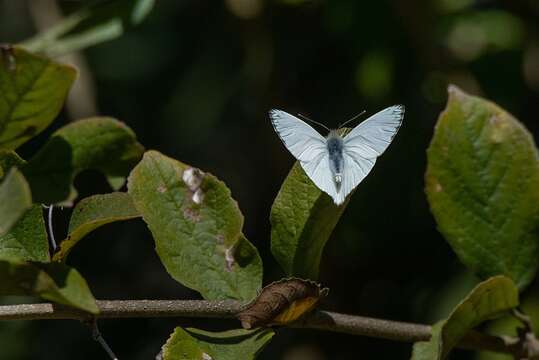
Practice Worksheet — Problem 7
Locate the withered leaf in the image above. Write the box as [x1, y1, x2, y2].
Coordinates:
[237, 278, 328, 329]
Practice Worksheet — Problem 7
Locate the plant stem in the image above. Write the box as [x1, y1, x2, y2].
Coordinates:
[87, 319, 118, 360]
[0, 300, 517, 355]
[43, 204, 57, 251]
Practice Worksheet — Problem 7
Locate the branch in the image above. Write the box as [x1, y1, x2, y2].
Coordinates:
[0, 300, 518, 355]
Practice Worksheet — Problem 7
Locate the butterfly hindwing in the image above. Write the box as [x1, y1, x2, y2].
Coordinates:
[299, 151, 337, 202]
[337, 153, 376, 205]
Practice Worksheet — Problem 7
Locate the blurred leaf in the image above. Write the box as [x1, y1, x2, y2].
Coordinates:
[22, 117, 144, 205]
[0, 169, 32, 237]
[411, 276, 519, 360]
[54, 192, 140, 261]
[355, 50, 393, 99]
[0, 205, 49, 263]
[0, 150, 25, 177]
[21, 0, 155, 57]
[128, 151, 262, 300]
[237, 278, 328, 329]
[0, 46, 75, 150]
[425, 85, 539, 290]
[422, 270, 480, 323]
[0, 259, 98, 313]
[446, 10, 524, 61]
[162, 327, 274, 360]
[521, 288, 539, 336]
[271, 162, 349, 280]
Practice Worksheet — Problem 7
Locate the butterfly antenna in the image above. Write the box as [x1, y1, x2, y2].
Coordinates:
[297, 113, 330, 131]
[338, 110, 366, 129]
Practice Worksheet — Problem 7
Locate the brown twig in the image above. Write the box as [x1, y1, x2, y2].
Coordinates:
[0, 299, 523, 356]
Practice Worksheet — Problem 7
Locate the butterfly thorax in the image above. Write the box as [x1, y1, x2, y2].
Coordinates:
[326, 130, 344, 186]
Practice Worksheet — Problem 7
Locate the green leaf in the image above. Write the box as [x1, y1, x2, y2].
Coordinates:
[475, 282, 539, 360]
[411, 276, 519, 360]
[106, 174, 127, 190]
[0, 151, 49, 262]
[425, 85, 539, 290]
[53, 192, 140, 261]
[22, 117, 144, 204]
[128, 151, 262, 301]
[270, 162, 350, 280]
[412, 322, 444, 360]
[0, 150, 25, 176]
[0, 169, 32, 237]
[0, 204, 49, 263]
[162, 328, 274, 360]
[20, 0, 155, 57]
[0, 46, 76, 150]
[0, 259, 98, 313]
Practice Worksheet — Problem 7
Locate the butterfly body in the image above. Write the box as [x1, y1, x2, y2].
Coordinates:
[326, 130, 344, 185]
[270, 106, 404, 205]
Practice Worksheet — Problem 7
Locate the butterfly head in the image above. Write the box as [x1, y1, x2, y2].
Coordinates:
[327, 129, 342, 140]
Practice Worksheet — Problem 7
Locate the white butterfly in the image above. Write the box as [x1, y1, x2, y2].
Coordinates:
[270, 105, 404, 205]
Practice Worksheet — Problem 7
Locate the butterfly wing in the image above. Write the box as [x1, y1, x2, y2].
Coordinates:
[336, 105, 404, 204]
[343, 105, 404, 158]
[269, 110, 327, 162]
[334, 154, 376, 205]
[269, 110, 339, 201]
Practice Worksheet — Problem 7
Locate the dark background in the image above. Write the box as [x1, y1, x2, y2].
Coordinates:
[1, 0, 538, 359]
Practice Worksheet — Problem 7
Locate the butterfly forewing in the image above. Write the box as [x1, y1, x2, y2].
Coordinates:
[269, 110, 327, 162]
[343, 105, 404, 159]
[270, 110, 337, 200]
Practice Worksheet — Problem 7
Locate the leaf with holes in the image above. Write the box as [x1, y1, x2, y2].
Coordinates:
[0, 46, 75, 150]
[128, 151, 262, 300]
[22, 117, 144, 205]
[54, 192, 140, 261]
[271, 162, 350, 280]
[21, 0, 155, 57]
[426, 85, 539, 290]
[411, 276, 519, 360]
[0, 259, 98, 313]
[161, 327, 274, 360]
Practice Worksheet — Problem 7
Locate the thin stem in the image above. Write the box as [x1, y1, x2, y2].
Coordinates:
[0, 300, 518, 355]
[88, 319, 119, 360]
[45, 204, 57, 251]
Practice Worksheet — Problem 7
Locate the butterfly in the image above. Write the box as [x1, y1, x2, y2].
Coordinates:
[269, 105, 404, 205]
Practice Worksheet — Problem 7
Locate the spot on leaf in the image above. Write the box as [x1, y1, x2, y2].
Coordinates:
[183, 207, 200, 223]
[488, 115, 509, 143]
[182, 167, 204, 191]
[237, 278, 329, 329]
[225, 246, 235, 272]
[0, 44, 16, 71]
[182, 167, 205, 204]
[193, 188, 204, 204]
